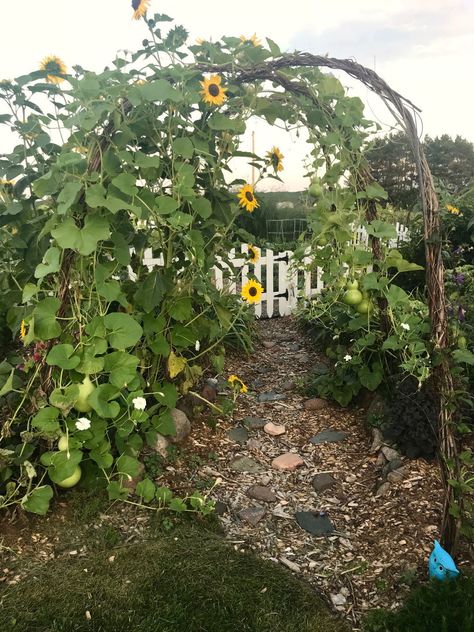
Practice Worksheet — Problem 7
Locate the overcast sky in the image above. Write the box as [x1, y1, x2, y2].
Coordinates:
[1, 0, 473, 190]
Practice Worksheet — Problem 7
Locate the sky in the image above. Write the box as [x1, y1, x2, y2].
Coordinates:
[1, 0, 473, 190]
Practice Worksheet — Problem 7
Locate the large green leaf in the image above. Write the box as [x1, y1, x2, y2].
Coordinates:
[21, 485, 54, 515]
[155, 195, 180, 215]
[134, 270, 165, 313]
[172, 137, 194, 158]
[139, 79, 182, 103]
[31, 407, 61, 433]
[103, 351, 139, 388]
[104, 313, 143, 349]
[33, 297, 61, 340]
[135, 478, 156, 503]
[453, 349, 474, 365]
[51, 214, 110, 255]
[35, 247, 61, 280]
[112, 173, 138, 196]
[191, 197, 212, 219]
[46, 344, 80, 370]
[57, 181, 82, 214]
[152, 411, 176, 436]
[88, 383, 120, 418]
[116, 453, 140, 478]
[207, 113, 246, 133]
[365, 220, 397, 240]
[49, 384, 80, 412]
[41, 449, 83, 483]
[168, 297, 193, 322]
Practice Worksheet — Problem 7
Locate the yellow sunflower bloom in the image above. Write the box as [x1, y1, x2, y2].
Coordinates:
[446, 204, 461, 216]
[200, 74, 227, 106]
[266, 146, 284, 173]
[196, 38, 206, 45]
[247, 245, 260, 264]
[241, 279, 264, 305]
[39, 56, 67, 84]
[240, 33, 261, 47]
[237, 184, 259, 213]
[132, 0, 150, 20]
[228, 374, 248, 394]
[20, 320, 27, 340]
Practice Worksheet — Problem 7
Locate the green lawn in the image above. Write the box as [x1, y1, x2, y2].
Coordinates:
[0, 519, 349, 632]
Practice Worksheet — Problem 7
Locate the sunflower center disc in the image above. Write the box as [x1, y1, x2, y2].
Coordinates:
[132, 0, 141, 9]
[249, 287, 257, 296]
[245, 191, 254, 202]
[208, 84, 220, 97]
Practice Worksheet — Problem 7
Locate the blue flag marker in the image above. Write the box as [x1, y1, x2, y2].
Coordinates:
[428, 540, 459, 581]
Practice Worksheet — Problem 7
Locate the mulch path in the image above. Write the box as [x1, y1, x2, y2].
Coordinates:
[180, 316, 464, 628]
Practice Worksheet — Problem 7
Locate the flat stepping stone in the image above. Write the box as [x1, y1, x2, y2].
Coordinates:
[295, 511, 335, 536]
[246, 485, 277, 503]
[214, 500, 228, 516]
[238, 506, 266, 526]
[264, 422, 286, 436]
[227, 427, 249, 444]
[309, 429, 348, 444]
[230, 456, 263, 474]
[304, 398, 327, 411]
[272, 453, 304, 471]
[257, 391, 286, 403]
[242, 416, 267, 430]
[312, 473, 337, 492]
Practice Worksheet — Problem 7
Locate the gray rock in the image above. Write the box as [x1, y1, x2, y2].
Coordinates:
[242, 416, 267, 430]
[246, 485, 277, 503]
[256, 366, 272, 375]
[214, 500, 228, 516]
[295, 511, 335, 536]
[381, 446, 400, 462]
[312, 473, 337, 492]
[312, 362, 330, 376]
[310, 429, 348, 444]
[304, 398, 327, 411]
[367, 394, 385, 425]
[262, 340, 276, 349]
[227, 426, 249, 445]
[295, 353, 310, 363]
[370, 428, 384, 453]
[281, 380, 296, 391]
[238, 506, 266, 526]
[169, 408, 191, 444]
[376, 482, 391, 497]
[152, 433, 170, 458]
[257, 391, 286, 403]
[247, 438, 263, 451]
[288, 343, 300, 352]
[382, 458, 403, 477]
[376, 452, 387, 467]
[387, 467, 407, 483]
[230, 456, 263, 474]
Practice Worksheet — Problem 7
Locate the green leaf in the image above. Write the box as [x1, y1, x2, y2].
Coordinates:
[135, 478, 156, 503]
[107, 481, 129, 500]
[155, 486, 173, 504]
[33, 297, 61, 340]
[42, 449, 82, 483]
[172, 137, 194, 158]
[207, 113, 246, 133]
[31, 407, 60, 433]
[111, 232, 131, 265]
[57, 181, 82, 214]
[0, 369, 15, 398]
[104, 313, 143, 349]
[49, 384, 80, 412]
[149, 334, 170, 356]
[21, 485, 53, 515]
[365, 220, 397, 240]
[382, 335, 402, 351]
[152, 411, 176, 436]
[191, 197, 212, 219]
[88, 384, 120, 418]
[134, 269, 165, 313]
[112, 173, 138, 196]
[167, 350, 187, 378]
[32, 170, 60, 196]
[35, 246, 61, 280]
[134, 152, 161, 169]
[359, 365, 383, 391]
[385, 284, 409, 305]
[152, 382, 178, 409]
[51, 214, 110, 255]
[452, 349, 474, 365]
[103, 352, 139, 388]
[169, 497, 187, 512]
[22, 283, 39, 302]
[214, 303, 232, 330]
[46, 344, 80, 370]
[116, 453, 140, 478]
[168, 297, 193, 322]
[155, 195, 180, 215]
[364, 182, 388, 200]
[85, 183, 106, 208]
[139, 79, 182, 103]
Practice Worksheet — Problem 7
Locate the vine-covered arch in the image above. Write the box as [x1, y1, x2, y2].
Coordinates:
[0, 16, 459, 550]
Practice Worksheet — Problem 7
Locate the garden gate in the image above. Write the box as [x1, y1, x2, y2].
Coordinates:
[141, 223, 409, 319]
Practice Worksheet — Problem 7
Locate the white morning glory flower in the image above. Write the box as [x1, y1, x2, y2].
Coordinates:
[195, 340, 200, 351]
[401, 323, 410, 331]
[132, 396, 147, 411]
[75, 417, 91, 431]
[343, 354, 352, 362]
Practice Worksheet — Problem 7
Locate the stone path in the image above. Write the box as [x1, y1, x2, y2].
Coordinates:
[185, 316, 444, 628]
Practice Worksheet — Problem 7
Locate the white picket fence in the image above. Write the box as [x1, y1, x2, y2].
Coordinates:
[140, 223, 409, 319]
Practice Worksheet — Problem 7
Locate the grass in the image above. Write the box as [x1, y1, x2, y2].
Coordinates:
[363, 574, 474, 632]
[0, 510, 349, 632]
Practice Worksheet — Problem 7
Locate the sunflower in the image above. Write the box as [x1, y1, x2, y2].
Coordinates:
[446, 204, 461, 216]
[132, 0, 150, 20]
[266, 146, 284, 173]
[237, 184, 259, 213]
[39, 56, 67, 84]
[196, 38, 206, 45]
[241, 279, 264, 305]
[228, 374, 248, 394]
[200, 74, 227, 106]
[240, 33, 261, 47]
[20, 320, 27, 340]
[247, 245, 260, 264]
